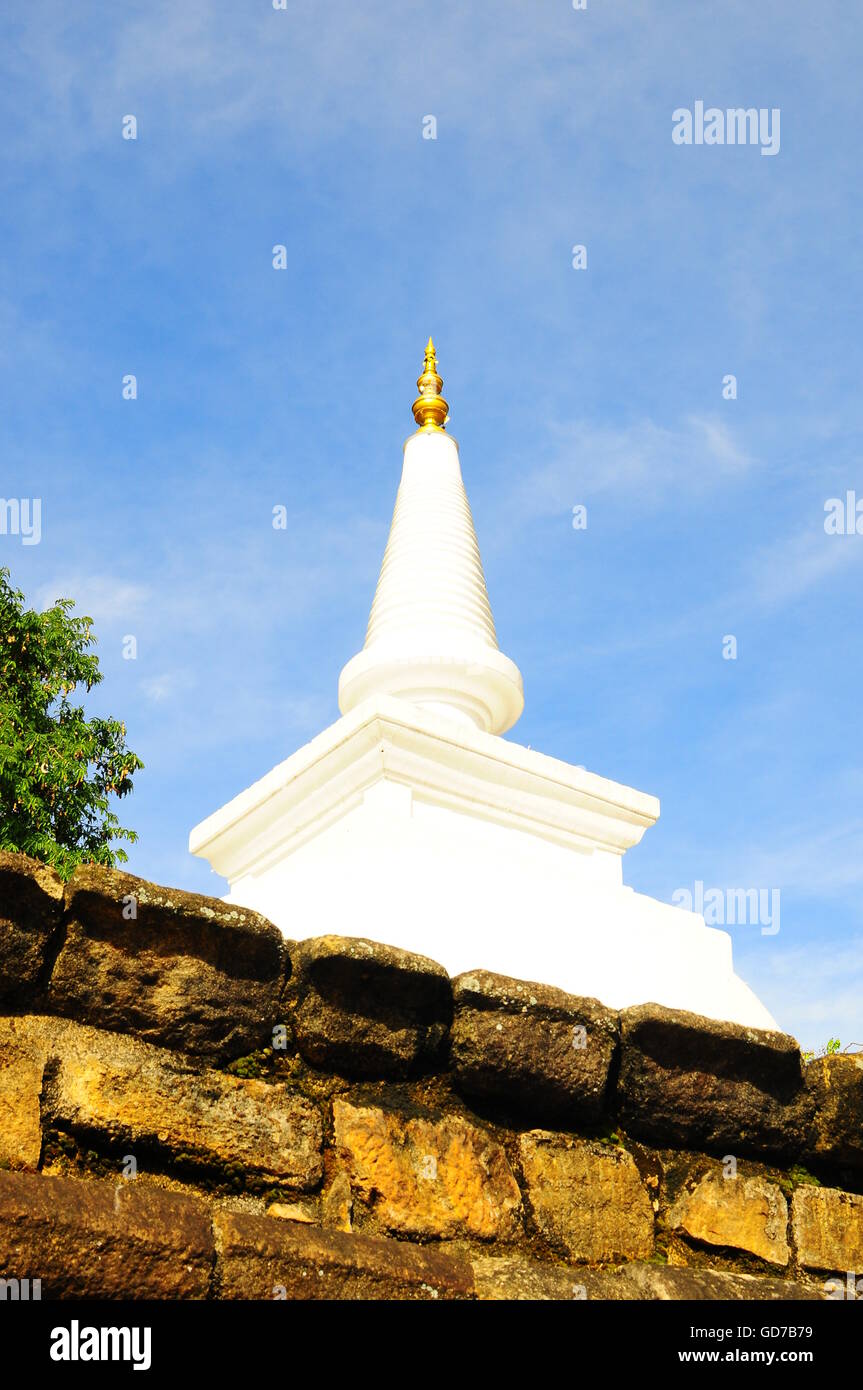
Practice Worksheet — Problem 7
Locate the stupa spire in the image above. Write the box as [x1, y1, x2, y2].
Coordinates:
[338, 339, 524, 734]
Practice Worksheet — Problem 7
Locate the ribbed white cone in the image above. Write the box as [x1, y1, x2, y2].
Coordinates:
[339, 428, 524, 734]
[366, 430, 497, 649]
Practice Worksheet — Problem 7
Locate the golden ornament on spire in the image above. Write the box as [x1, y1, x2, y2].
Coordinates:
[411, 336, 449, 431]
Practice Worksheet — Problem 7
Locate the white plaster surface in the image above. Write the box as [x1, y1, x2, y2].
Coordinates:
[190, 424, 777, 1031]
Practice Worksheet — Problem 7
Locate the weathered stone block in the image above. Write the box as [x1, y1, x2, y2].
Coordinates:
[0, 1169, 213, 1298]
[321, 1170, 353, 1233]
[591, 1263, 820, 1301]
[471, 1257, 814, 1301]
[333, 1099, 521, 1240]
[214, 1211, 474, 1300]
[48, 863, 287, 1059]
[792, 1185, 863, 1273]
[265, 1201, 316, 1224]
[286, 935, 452, 1078]
[0, 850, 63, 1003]
[518, 1131, 653, 1262]
[450, 970, 617, 1122]
[0, 1018, 44, 1168]
[39, 1014, 322, 1188]
[669, 1171, 789, 1266]
[617, 1004, 812, 1159]
[805, 1053, 863, 1171]
[471, 1255, 590, 1300]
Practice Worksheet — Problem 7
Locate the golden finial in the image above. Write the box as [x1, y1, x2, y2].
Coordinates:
[411, 336, 449, 431]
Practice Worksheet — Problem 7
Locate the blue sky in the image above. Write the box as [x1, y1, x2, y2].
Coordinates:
[2, 1, 861, 1048]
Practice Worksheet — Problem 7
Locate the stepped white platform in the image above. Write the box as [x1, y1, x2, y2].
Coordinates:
[190, 341, 776, 1030]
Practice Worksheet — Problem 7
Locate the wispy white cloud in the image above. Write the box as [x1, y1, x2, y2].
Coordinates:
[33, 574, 151, 625]
[737, 525, 862, 611]
[2, 2, 656, 168]
[726, 819, 863, 900]
[569, 514, 861, 667]
[504, 413, 754, 527]
[141, 671, 193, 704]
[738, 938, 863, 1050]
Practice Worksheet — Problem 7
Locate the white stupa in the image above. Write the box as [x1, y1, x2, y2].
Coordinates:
[190, 341, 775, 1029]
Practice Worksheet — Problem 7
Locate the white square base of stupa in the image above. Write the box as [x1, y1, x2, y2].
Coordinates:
[189, 695, 776, 1031]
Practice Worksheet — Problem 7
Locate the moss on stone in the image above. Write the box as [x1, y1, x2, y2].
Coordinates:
[225, 1048, 273, 1080]
[777, 1163, 821, 1198]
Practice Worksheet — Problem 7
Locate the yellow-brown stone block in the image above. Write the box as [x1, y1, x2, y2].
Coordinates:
[0, 1019, 44, 1168]
[518, 1131, 653, 1262]
[792, 1185, 863, 1273]
[333, 1100, 521, 1240]
[669, 1172, 789, 1266]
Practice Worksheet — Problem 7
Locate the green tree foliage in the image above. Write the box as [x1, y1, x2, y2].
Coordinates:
[0, 567, 143, 878]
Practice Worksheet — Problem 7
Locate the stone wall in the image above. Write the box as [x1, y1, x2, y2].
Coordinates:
[0, 849, 860, 1301]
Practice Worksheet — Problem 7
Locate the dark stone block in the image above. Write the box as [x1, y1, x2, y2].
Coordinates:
[47, 863, 288, 1059]
[804, 1053, 863, 1172]
[214, 1210, 473, 1300]
[0, 1169, 213, 1298]
[450, 969, 618, 1123]
[0, 850, 63, 1003]
[617, 1003, 813, 1160]
[285, 935, 452, 1079]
